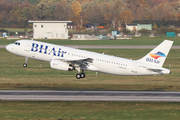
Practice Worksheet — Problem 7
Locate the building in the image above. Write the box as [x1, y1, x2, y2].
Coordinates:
[67, 23, 75, 30]
[126, 24, 152, 31]
[28, 20, 72, 39]
[126, 24, 138, 31]
[137, 24, 152, 31]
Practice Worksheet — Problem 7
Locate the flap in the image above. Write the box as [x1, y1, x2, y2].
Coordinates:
[59, 58, 94, 67]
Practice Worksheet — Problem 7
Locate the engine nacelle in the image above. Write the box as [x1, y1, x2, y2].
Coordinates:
[50, 59, 74, 71]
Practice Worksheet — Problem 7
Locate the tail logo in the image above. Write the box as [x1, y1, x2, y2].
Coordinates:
[149, 51, 166, 59]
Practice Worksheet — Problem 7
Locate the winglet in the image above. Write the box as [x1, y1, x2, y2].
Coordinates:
[138, 40, 173, 67]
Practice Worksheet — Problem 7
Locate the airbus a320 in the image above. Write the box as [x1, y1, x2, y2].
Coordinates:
[6, 40, 173, 79]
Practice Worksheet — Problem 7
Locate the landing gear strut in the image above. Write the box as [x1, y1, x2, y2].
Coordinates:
[23, 57, 28, 67]
[76, 68, 85, 79]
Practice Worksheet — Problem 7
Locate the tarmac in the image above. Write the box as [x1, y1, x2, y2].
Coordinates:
[0, 90, 180, 102]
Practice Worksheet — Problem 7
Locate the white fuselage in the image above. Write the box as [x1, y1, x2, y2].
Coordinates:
[6, 40, 171, 76]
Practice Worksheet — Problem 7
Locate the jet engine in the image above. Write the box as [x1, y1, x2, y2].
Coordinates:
[50, 59, 74, 71]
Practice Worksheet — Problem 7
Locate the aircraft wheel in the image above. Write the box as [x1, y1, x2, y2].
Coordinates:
[80, 73, 85, 78]
[23, 63, 27, 67]
[76, 74, 81, 79]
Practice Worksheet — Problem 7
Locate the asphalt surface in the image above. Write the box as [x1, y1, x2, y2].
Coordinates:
[1, 45, 180, 49]
[0, 90, 180, 102]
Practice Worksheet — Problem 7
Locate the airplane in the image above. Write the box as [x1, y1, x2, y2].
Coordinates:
[6, 39, 173, 79]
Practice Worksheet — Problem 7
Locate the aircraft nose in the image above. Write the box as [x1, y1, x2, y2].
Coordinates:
[6, 44, 13, 52]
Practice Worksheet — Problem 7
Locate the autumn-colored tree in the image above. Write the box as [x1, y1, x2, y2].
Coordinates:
[126, 0, 148, 20]
[85, 4, 104, 27]
[153, 23, 158, 30]
[36, 0, 56, 19]
[0, 0, 180, 28]
[9, 2, 34, 28]
[0, 0, 13, 25]
[152, 1, 177, 21]
[54, 0, 71, 20]
[70, 1, 87, 29]
[120, 10, 134, 25]
[177, 13, 180, 21]
[82, 0, 92, 5]
[71, 1, 82, 17]
[103, 0, 124, 29]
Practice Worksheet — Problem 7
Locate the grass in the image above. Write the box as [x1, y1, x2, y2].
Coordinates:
[1, 48, 180, 91]
[1, 40, 180, 120]
[0, 101, 180, 120]
[1, 36, 180, 45]
[0, 28, 32, 32]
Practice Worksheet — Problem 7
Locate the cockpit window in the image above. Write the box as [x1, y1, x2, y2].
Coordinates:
[14, 42, 20, 46]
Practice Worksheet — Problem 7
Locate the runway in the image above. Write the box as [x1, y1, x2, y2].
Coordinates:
[1, 45, 180, 49]
[0, 90, 180, 102]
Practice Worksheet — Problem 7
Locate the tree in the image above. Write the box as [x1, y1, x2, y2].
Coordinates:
[29, 0, 40, 5]
[152, 1, 177, 21]
[54, 0, 71, 20]
[103, 0, 124, 29]
[8, 2, 34, 27]
[71, 1, 82, 17]
[0, 0, 13, 25]
[85, 4, 105, 27]
[126, 0, 148, 20]
[36, 0, 56, 19]
[69, 1, 87, 29]
[120, 10, 134, 25]
[153, 23, 158, 30]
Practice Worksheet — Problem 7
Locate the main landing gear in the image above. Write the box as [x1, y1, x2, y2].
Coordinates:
[23, 57, 28, 67]
[76, 72, 85, 79]
[76, 68, 85, 79]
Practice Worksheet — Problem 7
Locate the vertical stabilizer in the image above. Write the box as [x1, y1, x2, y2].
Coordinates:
[138, 40, 173, 67]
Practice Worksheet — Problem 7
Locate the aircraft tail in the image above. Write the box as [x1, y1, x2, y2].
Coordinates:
[138, 40, 173, 67]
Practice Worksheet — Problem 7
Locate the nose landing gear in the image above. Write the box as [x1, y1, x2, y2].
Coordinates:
[23, 57, 28, 67]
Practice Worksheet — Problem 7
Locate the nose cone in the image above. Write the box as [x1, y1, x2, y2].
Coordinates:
[6, 44, 11, 52]
[6, 44, 14, 53]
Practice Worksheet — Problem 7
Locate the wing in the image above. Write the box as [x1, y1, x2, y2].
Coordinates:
[59, 58, 99, 71]
[59, 58, 94, 67]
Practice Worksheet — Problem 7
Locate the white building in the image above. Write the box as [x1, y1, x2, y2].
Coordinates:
[28, 20, 72, 39]
[126, 24, 152, 31]
[126, 24, 138, 31]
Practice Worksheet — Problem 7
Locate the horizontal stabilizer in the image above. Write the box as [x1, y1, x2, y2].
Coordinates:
[147, 68, 163, 72]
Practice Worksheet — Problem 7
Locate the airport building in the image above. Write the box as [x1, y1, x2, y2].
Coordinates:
[28, 20, 72, 39]
[126, 24, 152, 31]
